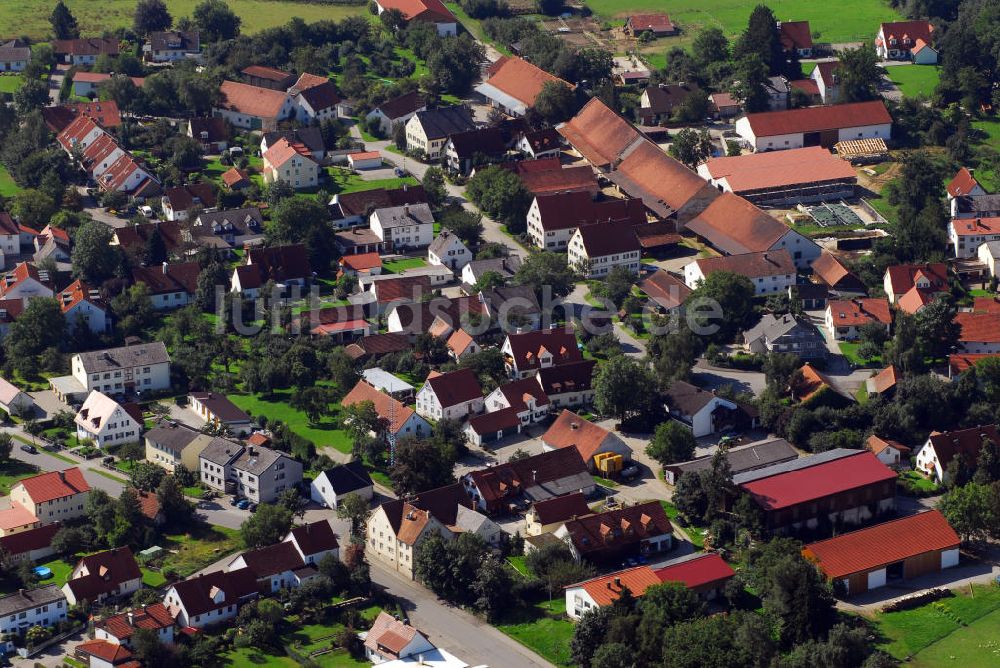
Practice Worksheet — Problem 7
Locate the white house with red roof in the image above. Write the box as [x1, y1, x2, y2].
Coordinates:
[289, 72, 343, 123]
[374, 0, 457, 36]
[684, 250, 796, 295]
[875, 20, 937, 63]
[163, 567, 260, 628]
[501, 328, 582, 379]
[262, 138, 319, 189]
[735, 101, 892, 152]
[882, 263, 948, 313]
[213, 80, 294, 131]
[94, 602, 175, 647]
[476, 56, 572, 117]
[342, 379, 431, 442]
[10, 468, 90, 524]
[955, 311, 1000, 354]
[0, 262, 54, 302]
[824, 297, 892, 340]
[484, 377, 551, 425]
[865, 434, 911, 468]
[364, 611, 436, 663]
[59, 279, 108, 334]
[949, 216, 1000, 258]
[415, 368, 484, 421]
[947, 167, 986, 200]
[63, 547, 143, 606]
[0, 211, 19, 265]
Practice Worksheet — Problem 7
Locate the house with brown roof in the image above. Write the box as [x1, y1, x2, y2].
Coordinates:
[697, 146, 857, 206]
[462, 447, 594, 515]
[262, 138, 319, 190]
[226, 539, 320, 593]
[213, 80, 294, 131]
[662, 380, 750, 438]
[364, 612, 436, 663]
[161, 183, 217, 222]
[289, 72, 343, 124]
[685, 193, 820, 268]
[94, 603, 175, 647]
[735, 100, 893, 152]
[638, 82, 699, 125]
[231, 244, 311, 298]
[144, 30, 200, 63]
[189, 392, 252, 436]
[342, 380, 431, 443]
[477, 55, 572, 117]
[555, 501, 672, 564]
[111, 220, 182, 257]
[502, 328, 582, 379]
[525, 491, 592, 536]
[518, 127, 562, 160]
[0, 39, 30, 72]
[624, 13, 678, 36]
[74, 639, 134, 666]
[779, 20, 813, 56]
[866, 434, 910, 468]
[527, 191, 646, 251]
[638, 269, 691, 313]
[366, 91, 427, 136]
[825, 297, 892, 340]
[415, 368, 484, 421]
[241, 65, 295, 90]
[63, 547, 143, 606]
[11, 468, 90, 525]
[541, 410, 632, 471]
[132, 261, 200, 310]
[875, 20, 937, 63]
[684, 250, 796, 295]
[374, 0, 458, 36]
[568, 221, 642, 279]
[536, 359, 597, 410]
[914, 425, 1000, 483]
[484, 377, 551, 427]
[53, 37, 119, 65]
[498, 158, 599, 197]
[0, 523, 59, 565]
[163, 567, 259, 629]
[803, 510, 958, 596]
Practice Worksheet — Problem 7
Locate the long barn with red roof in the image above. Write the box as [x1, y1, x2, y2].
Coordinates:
[734, 449, 896, 534]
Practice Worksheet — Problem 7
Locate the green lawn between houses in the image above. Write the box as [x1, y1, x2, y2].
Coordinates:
[875, 583, 1000, 660]
[582, 0, 901, 44]
[1, 0, 367, 40]
[228, 389, 353, 454]
[496, 598, 575, 668]
[972, 118, 1000, 192]
[885, 64, 942, 99]
[0, 75, 24, 94]
[0, 460, 40, 495]
[0, 164, 21, 197]
[382, 257, 427, 273]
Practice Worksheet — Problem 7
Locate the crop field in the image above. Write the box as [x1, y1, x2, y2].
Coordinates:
[585, 0, 902, 44]
[3, 0, 367, 40]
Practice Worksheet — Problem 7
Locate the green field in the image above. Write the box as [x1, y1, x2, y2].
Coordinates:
[229, 388, 353, 453]
[876, 584, 1000, 660]
[584, 0, 901, 44]
[0, 75, 24, 94]
[496, 599, 575, 667]
[911, 607, 1000, 667]
[3, 0, 367, 40]
[327, 168, 419, 195]
[0, 164, 21, 198]
[0, 461, 40, 495]
[382, 257, 427, 273]
[886, 64, 942, 98]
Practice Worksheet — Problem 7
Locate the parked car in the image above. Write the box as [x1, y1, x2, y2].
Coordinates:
[237, 499, 251, 510]
[20, 444, 37, 454]
[621, 465, 640, 481]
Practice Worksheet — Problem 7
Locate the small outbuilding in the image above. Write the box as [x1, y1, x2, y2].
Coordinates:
[348, 151, 383, 170]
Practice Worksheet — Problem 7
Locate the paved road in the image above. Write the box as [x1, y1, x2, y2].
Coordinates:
[370, 561, 556, 668]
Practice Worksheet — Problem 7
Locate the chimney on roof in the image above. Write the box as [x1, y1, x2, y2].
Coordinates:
[128, 611, 134, 626]
[58, 470, 65, 483]
[162, 261, 169, 274]
[614, 576, 621, 588]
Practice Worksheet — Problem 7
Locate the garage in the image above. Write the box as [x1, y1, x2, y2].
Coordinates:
[803, 510, 961, 597]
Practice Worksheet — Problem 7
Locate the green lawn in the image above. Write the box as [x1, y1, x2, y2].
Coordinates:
[0, 164, 20, 197]
[382, 257, 427, 273]
[838, 341, 881, 367]
[3, 0, 366, 40]
[496, 599, 574, 667]
[160, 525, 243, 578]
[899, 469, 939, 494]
[37, 558, 75, 586]
[507, 555, 529, 576]
[326, 168, 418, 195]
[583, 0, 901, 43]
[0, 460, 40, 495]
[224, 648, 299, 668]
[229, 389, 353, 453]
[183, 485, 204, 498]
[972, 118, 1000, 191]
[876, 584, 1000, 660]
[0, 75, 23, 94]
[141, 567, 168, 588]
[886, 64, 942, 99]
[911, 607, 1000, 667]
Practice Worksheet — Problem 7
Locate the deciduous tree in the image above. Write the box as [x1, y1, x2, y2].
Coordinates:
[646, 421, 697, 466]
[134, 0, 173, 34]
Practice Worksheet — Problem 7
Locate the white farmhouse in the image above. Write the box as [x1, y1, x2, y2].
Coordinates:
[427, 230, 471, 270]
[684, 250, 796, 295]
[415, 368, 484, 421]
[74, 391, 142, 448]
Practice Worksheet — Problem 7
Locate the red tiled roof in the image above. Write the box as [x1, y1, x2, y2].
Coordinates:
[828, 298, 892, 327]
[131, 488, 162, 521]
[218, 80, 289, 119]
[518, 165, 597, 195]
[364, 611, 422, 659]
[164, 183, 217, 212]
[238, 541, 305, 578]
[77, 639, 133, 663]
[638, 270, 691, 310]
[15, 468, 89, 503]
[743, 101, 892, 138]
[342, 380, 418, 434]
[949, 353, 1000, 375]
[372, 275, 432, 304]
[61, 100, 122, 128]
[790, 363, 832, 402]
[654, 553, 735, 589]
[701, 146, 856, 193]
[341, 252, 382, 272]
[504, 328, 581, 373]
[0, 212, 16, 236]
[867, 365, 899, 394]
[168, 568, 259, 617]
[96, 603, 173, 641]
[740, 451, 896, 510]
[878, 20, 934, 47]
[948, 167, 981, 197]
[686, 193, 790, 255]
[558, 98, 642, 168]
[467, 406, 521, 435]
[241, 65, 292, 81]
[866, 434, 910, 456]
[67, 548, 142, 601]
[561, 501, 672, 556]
[53, 37, 119, 56]
[57, 115, 102, 152]
[897, 286, 938, 314]
[222, 167, 250, 188]
[58, 279, 104, 314]
[375, 0, 455, 24]
[468, 447, 588, 505]
[423, 368, 482, 408]
[569, 565, 662, 606]
[951, 216, 1000, 237]
[263, 138, 316, 168]
[0, 523, 59, 556]
[542, 409, 615, 463]
[484, 56, 570, 109]
[574, 220, 641, 257]
[956, 312, 1000, 344]
[614, 140, 716, 215]
[534, 192, 645, 232]
[132, 261, 201, 296]
[628, 13, 675, 32]
[779, 21, 813, 50]
[803, 510, 958, 579]
[536, 359, 597, 396]
[812, 251, 863, 291]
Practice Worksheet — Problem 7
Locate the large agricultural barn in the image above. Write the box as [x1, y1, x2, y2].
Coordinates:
[735, 101, 893, 152]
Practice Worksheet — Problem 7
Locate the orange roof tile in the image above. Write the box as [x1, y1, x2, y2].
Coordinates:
[803, 510, 958, 579]
[866, 434, 910, 455]
[827, 298, 891, 327]
[867, 365, 899, 394]
[569, 565, 662, 606]
[701, 146, 855, 193]
[218, 80, 289, 119]
[15, 468, 89, 503]
[483, 56, 571, 109]
[342, 380, 418, 434]
[558, 98, 641, 168]
[541, 409, 615, 462]
[947, 167, 981, 197]
[956, 311, 1000, 344]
